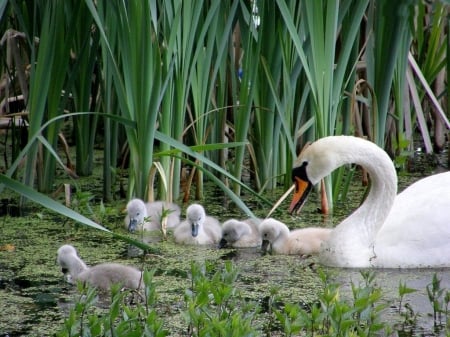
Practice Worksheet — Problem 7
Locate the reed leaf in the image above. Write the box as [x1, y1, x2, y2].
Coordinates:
[16, 1, 70, 194]
[69, 1, 100, 177]
[276, 0, 368, 209]
[97, 0, 120, 202]
[230, 0, 262, 196]
[0, 173, 156, 252]
[365, 0, 414, 147]
[87, 0, 171, 200]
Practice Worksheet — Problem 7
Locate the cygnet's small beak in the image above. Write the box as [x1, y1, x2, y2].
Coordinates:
[218, 238, 228, 249]
[261, 239, 271, 255]
[128, 218, 138, 232]
[61, 267, 69, 275]
[191, 223, 199, 237]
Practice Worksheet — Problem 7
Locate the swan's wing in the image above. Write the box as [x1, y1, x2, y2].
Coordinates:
[375, 172, 450, 267]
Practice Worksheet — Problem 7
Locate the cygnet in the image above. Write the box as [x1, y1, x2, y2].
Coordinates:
[125, 198, 181, 232]
[259, 218, 332, 255]
[219, 218, 261, 248]
[57, 244, 143, 290]
[173, 204, 221, 245]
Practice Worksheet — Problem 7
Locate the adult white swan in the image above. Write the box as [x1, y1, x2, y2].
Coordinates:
[289, 135, 450, 268]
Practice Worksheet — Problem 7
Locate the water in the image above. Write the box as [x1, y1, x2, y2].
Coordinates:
[330, 268, 450, 336]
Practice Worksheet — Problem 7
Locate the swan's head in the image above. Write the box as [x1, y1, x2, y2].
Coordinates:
[290, 138, 339, 214]
[259, 218, 288, 254]
[126, 199, 148, 232]
[186, 204, 206, 237]
[219, 219, 250, 248]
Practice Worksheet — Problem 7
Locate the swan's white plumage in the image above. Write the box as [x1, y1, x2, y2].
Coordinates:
[219, 218, 262, 248]
[174, 204, 221, 245]
[259, 218, 331, 255]
[57, 244, 142, 290]
[292, 136, 450, 268]
[124, 199, 181, 232]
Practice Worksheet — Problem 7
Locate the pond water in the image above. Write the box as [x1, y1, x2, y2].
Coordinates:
[0, 149, 449, 336]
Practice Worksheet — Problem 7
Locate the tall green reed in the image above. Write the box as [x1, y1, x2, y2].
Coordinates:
[168, 1, 237, 200]
[230, 1, 261, 196]
[365, 1, 414, 148]
[97, 0, 120, 202]
[87, 0, 170, 201]
[69, 1, 100, 177]
[253, 0, 297, 192]
[409, 1, 448, 151]
[13, 1, 74, 194]
[2, 0, 448, 219]
[276, 0, 369, 208]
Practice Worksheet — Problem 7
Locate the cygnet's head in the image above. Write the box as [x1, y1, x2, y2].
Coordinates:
[126, 199, 148, 232]
[258, 218, 288, 253]
[219, 219, 250, 248]
[186, 204, 206, 237]
[57, 244, 86, 276]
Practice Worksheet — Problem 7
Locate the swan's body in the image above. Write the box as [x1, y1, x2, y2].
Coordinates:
[219, 218, 262, 248]
[290, 135, 450, 268]
[125, 199, 181, 232]
[57, 245, 142, 290]
[259, 218, 331, 255]
[174, 204, 221, 245]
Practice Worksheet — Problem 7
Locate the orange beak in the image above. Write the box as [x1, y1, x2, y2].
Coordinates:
[289, 176, 312, 214]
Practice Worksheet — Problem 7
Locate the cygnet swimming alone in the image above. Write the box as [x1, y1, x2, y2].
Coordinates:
[124, 198, 181, 232]
[57, 244, 143, 290]
[219, 218, 262, 248]
[259, 218, 332, 255]
[173, 204, 222, 245]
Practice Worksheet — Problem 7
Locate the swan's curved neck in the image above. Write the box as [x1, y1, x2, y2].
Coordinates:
[312, 137, 397, 266]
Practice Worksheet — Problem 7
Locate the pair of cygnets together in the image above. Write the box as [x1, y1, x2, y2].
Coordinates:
[220, 217, 331, 255]
[124, 199, 222, 245]
[125, 198, 330, 254]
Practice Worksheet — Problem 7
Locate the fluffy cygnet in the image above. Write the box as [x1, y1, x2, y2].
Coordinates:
[259, 218, 332, 255]
[173, 204, 221, 245]
[57, 244, 143, 290]
[219, 218, 262, 248]
[125, 198, 181, 232]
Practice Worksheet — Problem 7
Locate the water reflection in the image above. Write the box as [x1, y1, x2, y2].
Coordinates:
[328, 267, 450, 336]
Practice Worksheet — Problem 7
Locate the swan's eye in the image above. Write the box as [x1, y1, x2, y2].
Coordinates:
[292, 161, 309, 183]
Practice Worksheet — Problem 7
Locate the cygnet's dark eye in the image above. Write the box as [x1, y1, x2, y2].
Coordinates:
[137, 212, 140, 216]
[263, 233, 268, 238]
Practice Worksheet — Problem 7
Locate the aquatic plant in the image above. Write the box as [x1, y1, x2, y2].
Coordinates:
[182, 261, 260, 337]
[426, 273, 450, 330]
[273, 270, 390, 337]
[56, 270, 168, 337]
[55, 261, 450, 337]
[398, 280, 417, 314]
